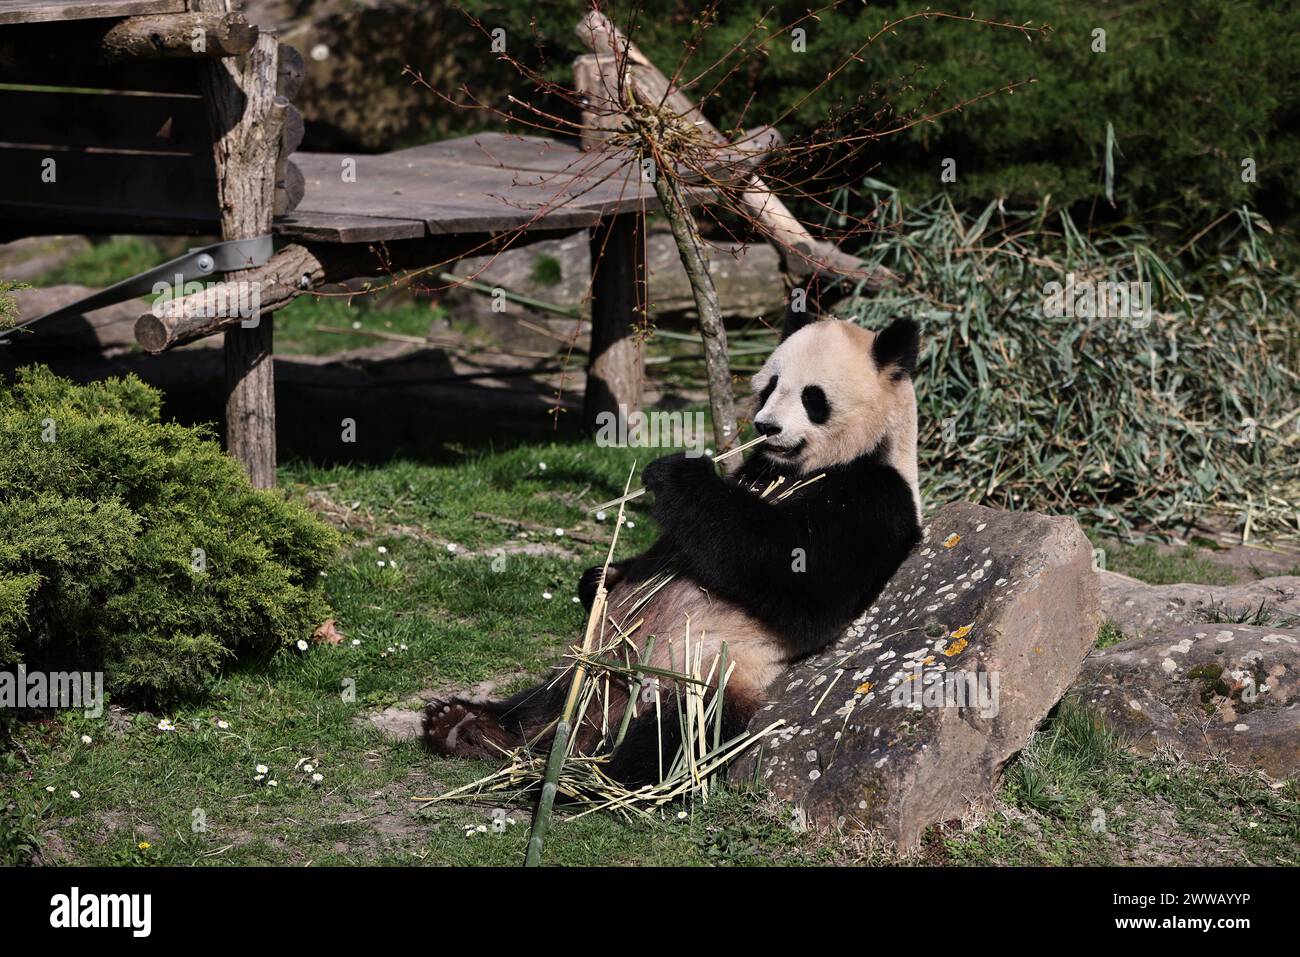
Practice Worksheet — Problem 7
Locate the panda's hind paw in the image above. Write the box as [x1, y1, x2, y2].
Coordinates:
[422, 699, 502, 759]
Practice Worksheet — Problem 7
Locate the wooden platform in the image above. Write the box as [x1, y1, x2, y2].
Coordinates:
[0, 0, 184, 25]
[277, 133, 677, 244]
[0, 3, 677, 486]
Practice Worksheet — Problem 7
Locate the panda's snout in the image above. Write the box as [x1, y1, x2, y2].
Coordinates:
[754, 418, 783, 437]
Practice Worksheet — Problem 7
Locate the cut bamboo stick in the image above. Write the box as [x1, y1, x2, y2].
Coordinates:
[524, 462, 638, 867]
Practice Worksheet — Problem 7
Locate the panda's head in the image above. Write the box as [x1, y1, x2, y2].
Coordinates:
[751, 317, 920, 482]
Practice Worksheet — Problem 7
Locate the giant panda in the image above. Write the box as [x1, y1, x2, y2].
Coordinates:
[423, 315, 923, 783]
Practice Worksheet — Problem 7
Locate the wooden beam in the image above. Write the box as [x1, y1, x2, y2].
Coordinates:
[0, 0, 186, 27]
[97, 11, 254, 59]
[134, 235, 531, 352]
[194, 5, 284, 489]
[572, 53, 781, 186]
[135, 242, 322, 353]
[0, 11, 255, 62]
[274, 42, 305, 216]
[0, 88, 210, 151]
[584, 213, 646, 430]
[573, 53, 619, 153]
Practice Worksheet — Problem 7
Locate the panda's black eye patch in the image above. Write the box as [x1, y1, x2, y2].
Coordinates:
[801, 385, 830, 424]
[759, 375, 779, 407]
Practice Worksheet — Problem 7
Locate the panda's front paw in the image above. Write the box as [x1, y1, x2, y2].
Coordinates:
[578, 563, 623, 608]
[642, 452, 713, 499]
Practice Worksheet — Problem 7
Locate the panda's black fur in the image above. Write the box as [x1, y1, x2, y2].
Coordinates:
[423, 316, 923, 785]
[628, 440, 919, 659]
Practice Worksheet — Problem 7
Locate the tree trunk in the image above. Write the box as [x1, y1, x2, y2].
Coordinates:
[649, 168, 737, 462]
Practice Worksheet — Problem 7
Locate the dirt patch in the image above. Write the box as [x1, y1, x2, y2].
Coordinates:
[1111, 793, 1254, 866]
[303, 488, 436, 544]
[303, 490, 594, 560]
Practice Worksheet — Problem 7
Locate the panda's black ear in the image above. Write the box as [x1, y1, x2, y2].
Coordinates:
[781, 305, 815, 342]
[872, 318, 920, 378]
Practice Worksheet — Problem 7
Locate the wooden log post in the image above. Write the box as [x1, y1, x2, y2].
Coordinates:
[573, 53, 620, 153]
[98, 12, 257, 59]
[584, 214, 646, 432]
[649, 169, 737, 460]
[0, 12, 258, 65]
[575, 11, 895, 289]
[193, 2, 285, 488]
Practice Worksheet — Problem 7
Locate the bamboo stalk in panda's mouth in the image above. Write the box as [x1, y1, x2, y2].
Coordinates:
[586, 434, 768, 514]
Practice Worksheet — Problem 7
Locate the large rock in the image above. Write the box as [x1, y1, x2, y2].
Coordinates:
[0, 236, 91, 283]
[1077, 573, 1300, 777]
[1100, 572, 1300, 640]
[5, 285, 144, 355]
[735, 502, 1101, 849]
[1073, 622, 1300, 778]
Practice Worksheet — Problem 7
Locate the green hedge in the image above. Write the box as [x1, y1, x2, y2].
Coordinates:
[0, 367, 341, 704]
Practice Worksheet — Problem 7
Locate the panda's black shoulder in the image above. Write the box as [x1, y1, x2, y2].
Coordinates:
[819, 450, 916, 511]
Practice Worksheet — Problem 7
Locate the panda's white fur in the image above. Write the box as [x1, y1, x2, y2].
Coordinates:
[424, 317, 923, 783]
[752, 318, 922, 522]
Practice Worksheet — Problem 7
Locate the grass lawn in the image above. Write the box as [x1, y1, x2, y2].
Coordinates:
[1093, 540, 1240, 587]
[3, 433, 1297, 867]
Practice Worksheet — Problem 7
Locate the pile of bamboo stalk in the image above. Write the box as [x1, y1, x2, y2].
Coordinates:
[417, 446, 814, 865]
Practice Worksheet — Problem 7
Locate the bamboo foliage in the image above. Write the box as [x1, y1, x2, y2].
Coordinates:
[835, 191, 1300, 542]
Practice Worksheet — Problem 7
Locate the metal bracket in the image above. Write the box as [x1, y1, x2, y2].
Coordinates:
[0, 235, 275, 342]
